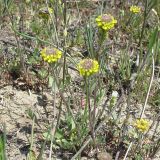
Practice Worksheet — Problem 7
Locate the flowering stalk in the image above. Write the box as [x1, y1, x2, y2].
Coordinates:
[126, 5, 141, 26]
[40, 47, 62, 159]
[95, 14, 117, 60]
[77, 59, 99, 147]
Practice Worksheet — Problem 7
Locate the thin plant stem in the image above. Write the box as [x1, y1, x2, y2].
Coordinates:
[140, 53, 155, 118]
[93, 85, 98, 128]
[62, 0, 67, 85]
[49, 67, 57, 160]
[85, 77, 96, 148]
[1, 123, 7, 160]
[123, 141, 133, 160]
[138, 0, 148, 47]
[30, 116, 35, 151]
[46, 0, 59, 46]
[54, 0, 58, 32]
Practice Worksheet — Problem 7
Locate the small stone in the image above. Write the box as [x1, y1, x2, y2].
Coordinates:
[81, 157, 88, 160]
[43, 93, 53, 101]
[97, 152, 112, 160]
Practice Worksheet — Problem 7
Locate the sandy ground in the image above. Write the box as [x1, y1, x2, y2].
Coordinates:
[0, 85, 56, 160]
[0, 85, 159, 160]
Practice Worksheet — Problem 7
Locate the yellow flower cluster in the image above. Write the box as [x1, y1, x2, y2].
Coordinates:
[96, 14, 117, 31]
[130, 6, 141, 14]
[77, 59, 99, 77]
[40, 47, 62, 63]
[135, 119, 149, 133]
[39, 7, 53, 19]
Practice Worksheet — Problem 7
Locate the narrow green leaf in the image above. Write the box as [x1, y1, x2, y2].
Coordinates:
[148, 27, 158, 52]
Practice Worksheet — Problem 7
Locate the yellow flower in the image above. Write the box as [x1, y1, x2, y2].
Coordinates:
[77, 59, 99, 77]
[39, 7, 53, 19]
[96, 14, 117, 31]
[134, 119, 149, 133]
[40, 47, 62, 63]
[130, 6, 141, 14]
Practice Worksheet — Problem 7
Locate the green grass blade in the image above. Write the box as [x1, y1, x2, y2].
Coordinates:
[0, 124, 7, 160]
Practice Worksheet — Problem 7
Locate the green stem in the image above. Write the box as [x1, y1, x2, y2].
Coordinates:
[62, 0, 67, 85]
[85, 77, 96, 147]
[138, 0, 148, 47]
[49, 68, 57, 160]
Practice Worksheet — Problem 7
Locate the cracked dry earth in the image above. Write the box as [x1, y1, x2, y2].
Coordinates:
[0, 85, 57, 160]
